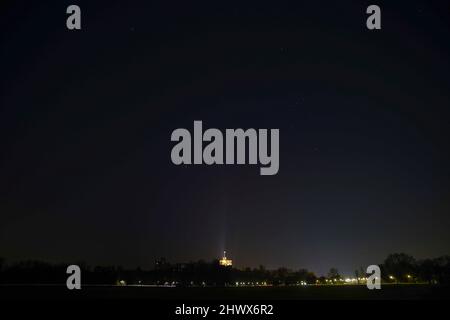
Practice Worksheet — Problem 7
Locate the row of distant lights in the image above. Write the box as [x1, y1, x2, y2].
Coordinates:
[235, 281, 269, 286]
[389, 275, 412, 280]
[322, 277, 368, 284]
[117, 275, 413, 286]
[322, 274, 413, 284]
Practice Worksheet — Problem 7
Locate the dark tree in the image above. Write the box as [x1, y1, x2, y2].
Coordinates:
[327, 268, 340, 280]
[383, 253, 416, 282]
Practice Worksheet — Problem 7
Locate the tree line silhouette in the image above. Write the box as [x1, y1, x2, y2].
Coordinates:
[0, 253, 449, 286]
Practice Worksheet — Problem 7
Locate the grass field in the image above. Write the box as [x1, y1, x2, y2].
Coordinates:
[1, 284, 449, 300]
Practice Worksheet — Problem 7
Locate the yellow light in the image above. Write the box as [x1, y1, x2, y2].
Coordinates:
[219, 251, 233, 267]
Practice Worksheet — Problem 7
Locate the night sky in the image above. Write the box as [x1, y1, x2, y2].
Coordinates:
[1, 0, 449, 276]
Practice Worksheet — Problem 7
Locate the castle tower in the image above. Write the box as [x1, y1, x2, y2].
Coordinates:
[219, 250, 232, 267]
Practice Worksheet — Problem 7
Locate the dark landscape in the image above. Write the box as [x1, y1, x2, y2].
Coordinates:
[1, 284, 450, 300]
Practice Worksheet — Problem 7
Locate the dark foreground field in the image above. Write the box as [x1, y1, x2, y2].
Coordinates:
[1, 284, 449, 300]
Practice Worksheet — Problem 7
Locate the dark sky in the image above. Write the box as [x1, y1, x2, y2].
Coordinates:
[1, 0, 449, 276]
